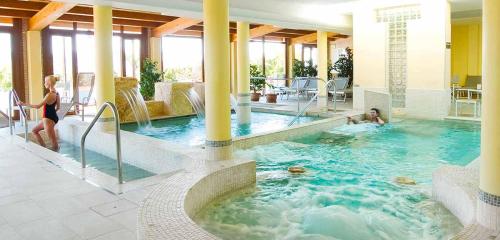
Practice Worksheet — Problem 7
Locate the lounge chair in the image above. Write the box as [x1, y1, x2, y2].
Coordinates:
[74, 73, 95, 121]
[328, 78, 349, 102]
[284, 78, 309, 100]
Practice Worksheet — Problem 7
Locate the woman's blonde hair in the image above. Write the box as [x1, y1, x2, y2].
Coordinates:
[45, 75, 59, 86]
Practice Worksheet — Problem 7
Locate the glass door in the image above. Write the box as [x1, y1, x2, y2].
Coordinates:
[0, 32, 13, 112]
[51, 35, 74, 102]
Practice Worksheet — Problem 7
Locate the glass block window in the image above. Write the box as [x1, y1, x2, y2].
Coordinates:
[376, 5, 421, 108]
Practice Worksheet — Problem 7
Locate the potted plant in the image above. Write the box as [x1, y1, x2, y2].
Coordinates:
[265, 87, 278, 103]
[332, 47, 353, 87]
[140, 58, 164, 100]
[250, 64, 265, 101]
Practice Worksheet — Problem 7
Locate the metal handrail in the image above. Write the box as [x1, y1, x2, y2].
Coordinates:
[8, 90, 29, 142]
[80, 102, 123, 184]
[288, 79, 336, 127]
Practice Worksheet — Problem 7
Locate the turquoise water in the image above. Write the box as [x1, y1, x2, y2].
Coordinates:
[58, 141, 155, 182]
[121, 112, 318, 146]
[195, 119, 481, 240]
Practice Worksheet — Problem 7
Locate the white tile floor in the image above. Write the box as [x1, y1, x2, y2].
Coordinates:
[0, 134, 151, 240]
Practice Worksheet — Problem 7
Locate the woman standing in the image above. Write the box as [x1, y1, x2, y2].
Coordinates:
[18, 75, 60, 150]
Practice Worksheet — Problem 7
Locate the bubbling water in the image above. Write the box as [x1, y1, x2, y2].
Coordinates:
[195, 120, 480, 239]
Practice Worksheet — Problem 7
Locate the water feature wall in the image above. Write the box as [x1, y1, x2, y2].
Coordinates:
[115, 77, 167, 124]
[120, 88, 152, 127]
[181, 88, 205, 118]
[155, 82, 205, 116]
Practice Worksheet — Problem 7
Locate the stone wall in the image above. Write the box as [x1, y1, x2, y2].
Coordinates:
[155, 82, 205, 116]
[115, 77, 167, 123]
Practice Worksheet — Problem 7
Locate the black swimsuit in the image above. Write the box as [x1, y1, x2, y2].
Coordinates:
[43, 92, 59, 124]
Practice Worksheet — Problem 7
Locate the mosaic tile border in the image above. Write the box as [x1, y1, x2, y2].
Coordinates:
[205, 139, 233, 147]
[479, 190, 500, 207]
[137, 159, 256, 240]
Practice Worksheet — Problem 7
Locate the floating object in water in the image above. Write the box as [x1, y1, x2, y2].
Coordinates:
[394, 176, 416, 185]
[288, 166, 306, 174]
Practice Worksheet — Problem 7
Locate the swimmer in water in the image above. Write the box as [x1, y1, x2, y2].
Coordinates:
[347, 108, 385, 126]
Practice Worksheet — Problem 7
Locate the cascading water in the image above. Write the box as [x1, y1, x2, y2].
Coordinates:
[181, 88, 205, 119]
[182, 88, 240, 119]
[119, 88, 151, 128]
[229, 94, 238, 114]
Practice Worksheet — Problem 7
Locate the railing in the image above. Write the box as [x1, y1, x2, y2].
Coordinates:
[80, 102, 123, 184]
[288, 79, 336, 127]
[8, 89, 29, 142]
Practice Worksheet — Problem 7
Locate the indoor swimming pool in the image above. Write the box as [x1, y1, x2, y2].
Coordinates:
[195, 119, 481, 240]
[121, 112, 319, 146]
[58, 141, 155, 182]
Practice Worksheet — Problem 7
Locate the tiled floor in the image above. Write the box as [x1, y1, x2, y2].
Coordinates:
[0, 134, 154, 240]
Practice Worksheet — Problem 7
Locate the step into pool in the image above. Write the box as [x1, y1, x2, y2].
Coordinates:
[195, 119, 480, 240]
[58, 141, 155, 182]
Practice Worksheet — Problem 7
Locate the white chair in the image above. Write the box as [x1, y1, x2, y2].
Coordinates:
[284, 78, 309, 100]
[329, 78, 349, 102]
[455, 90, 481, 118]
[74, 73, 95, 121]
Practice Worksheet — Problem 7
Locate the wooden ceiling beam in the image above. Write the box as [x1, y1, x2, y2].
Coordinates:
[152, 17, 201, 37]
[249, 25, 282, 38]
[0, 0, 46, 11]
[29, 2, 77, 30]
[0, 8, 36, 18]
[291, 32, 317, 44]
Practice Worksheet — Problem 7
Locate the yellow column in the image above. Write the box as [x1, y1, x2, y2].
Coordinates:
[477, 0, 500, 231]
[26, 31, 44, 119]
[230, 41, 238, 97]
[317, 30, 328, 110]
[236, 22, 251, 125]
[203, 0, 232, 160]
[149, 37, 162, 66]
[287, 40, 295, 86]
[93, 5, 115, 118]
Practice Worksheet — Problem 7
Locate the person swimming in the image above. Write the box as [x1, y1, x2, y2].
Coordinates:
[17, 75, 60, 150]
[347, 108, 385, 126]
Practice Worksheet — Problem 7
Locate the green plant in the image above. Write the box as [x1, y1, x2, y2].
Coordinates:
[333, 47, 354, 86]
[0, 66, 12, 91]
[250, 64, 266, 93]
[292, 59, 317, 78]
[140, 58, 164, 100]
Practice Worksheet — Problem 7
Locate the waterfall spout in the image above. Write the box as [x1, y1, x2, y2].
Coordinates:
[119, 88, 151, 128]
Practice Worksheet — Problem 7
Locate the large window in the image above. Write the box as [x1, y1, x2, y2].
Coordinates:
[249, 40, 264, 74]
[124, 39, 140, 79]
[0, 32, 12, 112]
[162, 36, 203, 82]
[52, 35, 74, 101]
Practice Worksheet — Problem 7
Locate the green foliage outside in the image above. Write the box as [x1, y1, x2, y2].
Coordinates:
[333, 47, 354, 86]
[0, 66, 12, 91]
[163, 67, 202, 82]
[265, 55, 285, 78]
[139, 58, 164, 100]
[250, 64, 268, 93]
[292, 59, 317, 78]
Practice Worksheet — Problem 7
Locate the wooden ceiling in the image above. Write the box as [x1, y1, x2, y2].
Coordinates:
[0, 0, 348, 42]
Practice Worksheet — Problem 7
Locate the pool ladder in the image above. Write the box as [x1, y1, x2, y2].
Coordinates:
[80, 102, 124, 184]
[288, 79, 337, 127]
[8, 89, 29, 142]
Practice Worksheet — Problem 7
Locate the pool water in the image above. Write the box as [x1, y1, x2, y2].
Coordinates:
[58, 141, 155, 182]
[195, 119, 481, 240]
[121, 112, 318, 146]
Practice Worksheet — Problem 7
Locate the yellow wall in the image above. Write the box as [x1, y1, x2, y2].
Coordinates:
[451, 21, 482, 86]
